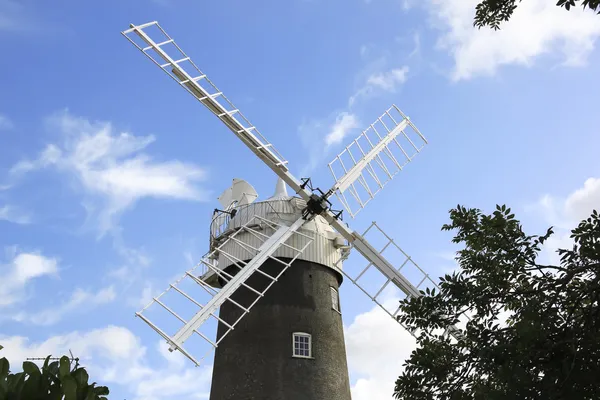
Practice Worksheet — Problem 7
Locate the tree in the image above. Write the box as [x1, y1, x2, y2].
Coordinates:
[0, 346, 110, 400]
[474, 0, 600, 29]
[394, 205, 600, 400]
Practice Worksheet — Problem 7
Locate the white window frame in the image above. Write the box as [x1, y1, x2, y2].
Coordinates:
[292, 332, 312, 359]
[330, 286, 341, 313]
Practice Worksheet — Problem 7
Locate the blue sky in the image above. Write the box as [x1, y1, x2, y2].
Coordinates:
[1, 0, 600, 399]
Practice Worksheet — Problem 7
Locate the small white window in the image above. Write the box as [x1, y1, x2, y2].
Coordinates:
[292, 332, 312, 358]
[330, 287, 340, 313]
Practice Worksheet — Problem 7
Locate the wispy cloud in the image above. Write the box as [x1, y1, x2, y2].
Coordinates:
[11, 286, 116, 325]
[0, 205, 32, 224]
[402, 0, 417, 11]
[0, 0, 35, 33]
[9, 110, 210, 236]
[0, 113, 13, 130]
[359, 44, 369, 58]
[298, 117, 327, 176]
[349, 66, 409, 107]
[298, 32, 413, 174]
[528, 177, 600, 264]
[299, 62, 410, 173]
[127, 281, 155, 309]
[366, 67, 410, 91]
[408, 32, 420, 58]
[0, 248, 117, 325]
[325, 112, 360, 147]
[298, 111, 360, 175]
[425, 0, 600, 80]
[0, 250, 59, 307]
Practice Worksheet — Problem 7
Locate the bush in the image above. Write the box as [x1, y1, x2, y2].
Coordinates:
[0, 345, 110, 400]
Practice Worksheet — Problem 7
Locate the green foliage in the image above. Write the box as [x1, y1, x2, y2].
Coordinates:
[474, 0, 600, 30]
[0, 348, 110, 400]
[394, 205, 600, 399]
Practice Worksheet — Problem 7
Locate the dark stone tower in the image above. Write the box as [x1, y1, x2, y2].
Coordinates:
[207, 181, 352, 400]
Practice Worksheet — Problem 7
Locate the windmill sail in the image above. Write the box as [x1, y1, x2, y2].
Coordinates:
[328, 105, 428, 218]
[136, 215, 313, 365]
[337, 221, 462, 339]
[122, 21, 457, 373]
[121, 22, 311, 199]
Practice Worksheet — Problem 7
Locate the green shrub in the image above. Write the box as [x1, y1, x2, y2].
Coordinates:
[0, 345, 110, 400]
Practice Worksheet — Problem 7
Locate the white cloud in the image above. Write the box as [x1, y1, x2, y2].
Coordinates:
[126, 280, 155, 309]
[0, 205, 32, 224]
[325, 112, 360, 147]
[299, 52, 409, 172]
[11, 286, 117, 325]
[297, 119, 324, 175]
[360, 44, 369, 57]
[535, 179, 600, 226]
[0, 248, 116, 324]
[531, 177, 600, 264]
[409, 32, 421, 58]
[0, 113, 13, 130]
[115, 241, 152, 268]
[426, 0, 600, 80]
[402, 0, 417, 11]
[366, 67, 410, 90]
[0, 1, 28, 32]
[345, 304, 416, 400]
[349, 66, 409, 107]
[0, 327, 212, 400]
[9, 145, 61, 176]
[0, 250, 58, 307]
[564, 177, 600, 222]
[298, 111, 360, 174]
[10, 110, 209, 236]
[104, 237, 157, 311]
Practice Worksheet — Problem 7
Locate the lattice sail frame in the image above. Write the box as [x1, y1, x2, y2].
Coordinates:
[122, 20, 465, 363]
[136, 215, 313, 366]
[328, 105, 428, 218]
[336, 221, 442, 336]
[121, 22, 290, 172]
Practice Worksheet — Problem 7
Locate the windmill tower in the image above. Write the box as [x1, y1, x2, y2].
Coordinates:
[208, 178, 351, 399]
[122, 21, 461, 399]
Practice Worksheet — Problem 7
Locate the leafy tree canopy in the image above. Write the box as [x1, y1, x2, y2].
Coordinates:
[474, 0, 600, 29]
[0, 346, 110, 400]
[394, 205, 600, 400]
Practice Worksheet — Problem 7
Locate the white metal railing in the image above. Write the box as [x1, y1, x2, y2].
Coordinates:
[209, 199, 304, 252]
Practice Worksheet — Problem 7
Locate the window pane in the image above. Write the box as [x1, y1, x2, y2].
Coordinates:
[293, 333, 311, 357]
[331, 287, 340, 312]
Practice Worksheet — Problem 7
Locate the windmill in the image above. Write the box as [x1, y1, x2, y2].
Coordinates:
[122, 21, 455, 400]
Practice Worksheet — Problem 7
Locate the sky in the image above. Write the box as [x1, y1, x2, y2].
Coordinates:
[1, 0, 599, 399]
